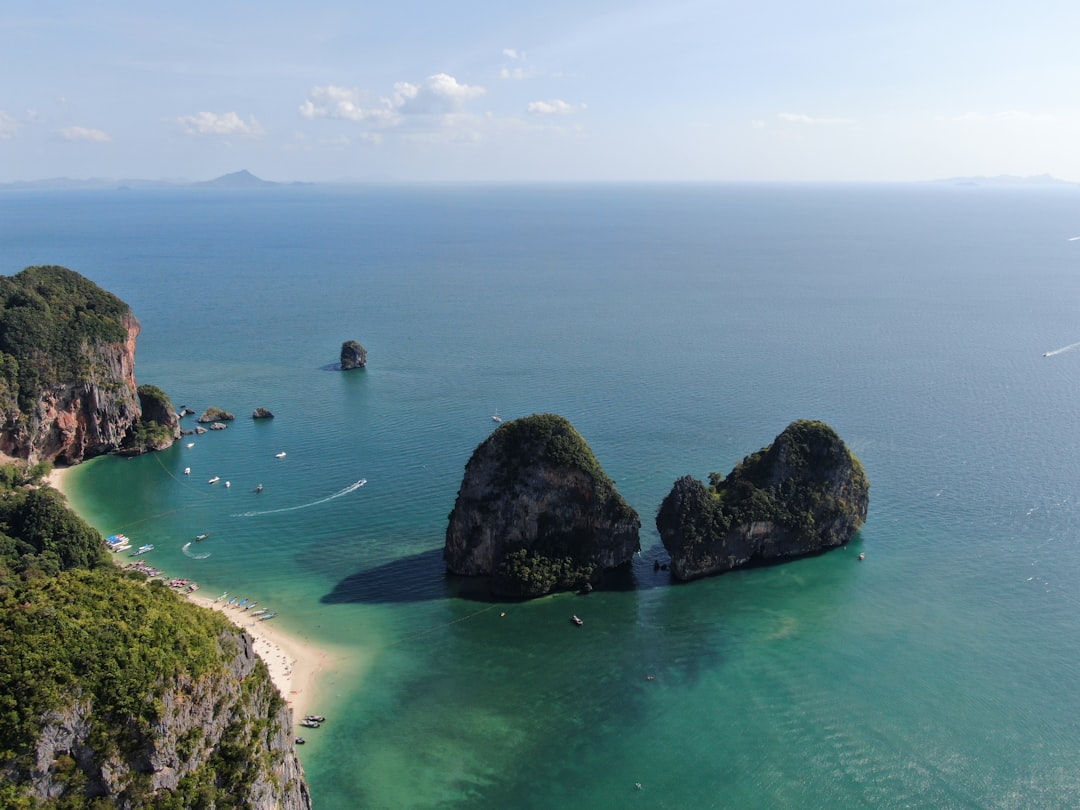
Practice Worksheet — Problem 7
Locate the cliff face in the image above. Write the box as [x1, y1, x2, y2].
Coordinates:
[445, 413, 640, 597]
[0, 306, 143, 465]
[656, 420, 869, 581]
[26, 626, 310, 809]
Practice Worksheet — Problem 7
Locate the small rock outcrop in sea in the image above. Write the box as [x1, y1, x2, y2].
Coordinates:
[444, 413, 641, 598]
[340, 340, 367, 370]
[252, 407, 274, 419]
[119, 384, 182, 455]
[198, 406, 235, 423]
[656, 420, 869, 581]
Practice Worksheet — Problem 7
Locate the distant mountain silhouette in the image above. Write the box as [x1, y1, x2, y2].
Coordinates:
[196, 169, 277, 188]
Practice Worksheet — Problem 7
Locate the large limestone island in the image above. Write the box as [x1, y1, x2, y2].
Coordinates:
[0, 266, 311, 809]
[0, 265, 180, 463]
[656, 420, 869, 581]
[445, 413, 641, 598]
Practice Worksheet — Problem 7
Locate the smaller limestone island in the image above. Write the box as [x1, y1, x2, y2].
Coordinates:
[197, 406, 235, 423]
[656, 420, 869, 581]
[252, 407, 275, 419]
[444, 413, 641, 598]
[340, 340, 367, 370]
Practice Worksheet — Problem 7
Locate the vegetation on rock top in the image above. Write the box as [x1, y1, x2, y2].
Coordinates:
[0, 265, 131, 415]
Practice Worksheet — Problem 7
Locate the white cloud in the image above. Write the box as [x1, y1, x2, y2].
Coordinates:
[778, 112, 854, 125]
[527, 99, 586, 116]
[499, 48, 536, 80]
[751, 120, 767, 129]
[0, 111, 17, 139]
[172, 111, 264, 137]
[61, 125, 110, 143]
[300, 74, 486, 125]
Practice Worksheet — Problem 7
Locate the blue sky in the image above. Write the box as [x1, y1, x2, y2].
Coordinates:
[4, 1, 1080, 182]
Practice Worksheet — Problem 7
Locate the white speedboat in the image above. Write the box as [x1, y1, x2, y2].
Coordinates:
[184, 467, 190, 475]
[208, 476, 220, 484]
[275, 452, 287, 458]
[130, 544, 155, 556]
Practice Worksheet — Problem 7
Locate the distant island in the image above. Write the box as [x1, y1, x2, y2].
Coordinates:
[932, 173, 1078, 188]
[0, 169, 310, 192]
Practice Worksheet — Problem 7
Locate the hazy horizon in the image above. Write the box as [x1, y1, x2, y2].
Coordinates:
[5, 2, 1080, 184]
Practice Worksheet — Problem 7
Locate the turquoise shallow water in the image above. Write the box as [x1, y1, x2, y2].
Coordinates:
[5, 183, 1080, 808]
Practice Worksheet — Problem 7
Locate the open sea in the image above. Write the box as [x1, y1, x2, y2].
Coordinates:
[4, 182, 1080, 808]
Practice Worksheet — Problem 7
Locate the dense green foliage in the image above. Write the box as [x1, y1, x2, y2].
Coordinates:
[0, 569, 229, 769]
[0, 266, 131, 414]
[130, 384, 177, 450]
[491, 548, 598, 598]
[0, 464, 289, 808]
[662, 420, 869, 547]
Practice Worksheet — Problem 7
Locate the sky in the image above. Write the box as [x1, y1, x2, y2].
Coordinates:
[4, 0, 1080, 183]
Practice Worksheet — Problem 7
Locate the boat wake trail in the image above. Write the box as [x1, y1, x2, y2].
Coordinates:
[235, 479, 366, 517]
[1043, 341, 1080, 357]
[181, 542, 211, 559]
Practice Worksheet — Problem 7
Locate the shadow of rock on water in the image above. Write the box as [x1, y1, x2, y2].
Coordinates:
[322, 547, 489, 605]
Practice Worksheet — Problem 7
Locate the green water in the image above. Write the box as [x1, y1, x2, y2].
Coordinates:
[10, 183, 1080, 808]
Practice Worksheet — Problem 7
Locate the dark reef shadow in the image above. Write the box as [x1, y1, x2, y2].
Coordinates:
[322, 548, 455, 605]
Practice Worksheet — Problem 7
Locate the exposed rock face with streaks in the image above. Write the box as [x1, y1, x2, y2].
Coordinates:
[0, 266, 164, 464]
[445, 413, 641, 597]
[24, 626, 310, 809]
[656, 420, 870, 581]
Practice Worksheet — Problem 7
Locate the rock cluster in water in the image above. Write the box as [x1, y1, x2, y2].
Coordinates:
[655, 420, 869, 581]
[444, 413, 641, 597]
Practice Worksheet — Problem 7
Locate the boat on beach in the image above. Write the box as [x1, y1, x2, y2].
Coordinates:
[260, 612, 277, 620]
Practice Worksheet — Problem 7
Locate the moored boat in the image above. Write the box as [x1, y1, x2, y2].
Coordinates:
[130, 544, 155, 557]
[260, 612, 277, 620]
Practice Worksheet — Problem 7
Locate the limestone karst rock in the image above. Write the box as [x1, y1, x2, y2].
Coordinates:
[656, 420, 869, 581]
[445, 413, 641, 597]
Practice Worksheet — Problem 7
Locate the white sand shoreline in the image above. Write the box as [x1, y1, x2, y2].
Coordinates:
[48, 463, 336, 728]
[189, 594, 337, 725]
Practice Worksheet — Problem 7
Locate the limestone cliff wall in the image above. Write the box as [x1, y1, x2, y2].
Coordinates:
[0, 313, 143, 464]
[27, 626, 310, 809]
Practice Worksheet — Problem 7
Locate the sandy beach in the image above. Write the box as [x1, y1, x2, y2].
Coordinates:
[48, 463, 333, 727]
[189, 594, 334, 724]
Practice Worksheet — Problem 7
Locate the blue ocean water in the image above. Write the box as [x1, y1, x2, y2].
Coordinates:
[4, 183, 1080, 808]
